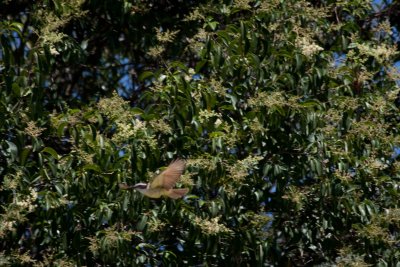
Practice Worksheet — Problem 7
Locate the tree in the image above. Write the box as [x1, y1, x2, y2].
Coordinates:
[1, 0, 399, 265]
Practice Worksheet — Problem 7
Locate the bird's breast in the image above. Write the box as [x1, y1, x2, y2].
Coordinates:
[142, 188, 167, 198]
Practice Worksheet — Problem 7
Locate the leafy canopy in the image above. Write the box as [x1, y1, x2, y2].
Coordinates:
[1, 0, 400, 266]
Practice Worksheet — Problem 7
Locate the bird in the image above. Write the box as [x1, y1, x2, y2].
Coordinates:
[119, 159, 189, 199]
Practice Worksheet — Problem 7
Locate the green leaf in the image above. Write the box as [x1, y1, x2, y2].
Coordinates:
[57, 122, 69, 137]
[5, 141, 18, 161]
[207, 21, 219, 31]
[195, 60, 207, 72]
[41, 147, 60, 160]
[83, 164, 102, 172]
[139, 71, 154, 81]
[300, 99, 320, 108]
[20, 147, 32, 165]
[137, 216, 148, 231]
[81, 40, 89, 50]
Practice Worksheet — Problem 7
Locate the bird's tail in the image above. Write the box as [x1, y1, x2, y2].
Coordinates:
[167, 188, 189, 199]
[119, 183, 135, 190]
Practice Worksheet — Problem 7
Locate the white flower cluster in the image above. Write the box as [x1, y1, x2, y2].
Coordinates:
[296, 37, 324, 58]
[193, 216, 232, 235]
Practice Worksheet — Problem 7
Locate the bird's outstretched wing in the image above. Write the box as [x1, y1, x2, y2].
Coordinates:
[167, 188, 189, 199]
[150, 159, 186, 189]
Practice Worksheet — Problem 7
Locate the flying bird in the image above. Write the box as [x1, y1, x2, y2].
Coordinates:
[119, 159, 189, 199]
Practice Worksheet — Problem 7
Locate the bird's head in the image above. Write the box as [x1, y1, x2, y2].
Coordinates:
[133, 183, 148, 190]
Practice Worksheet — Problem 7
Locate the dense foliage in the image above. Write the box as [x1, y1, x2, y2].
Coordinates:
[1, 0, 400, 266]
